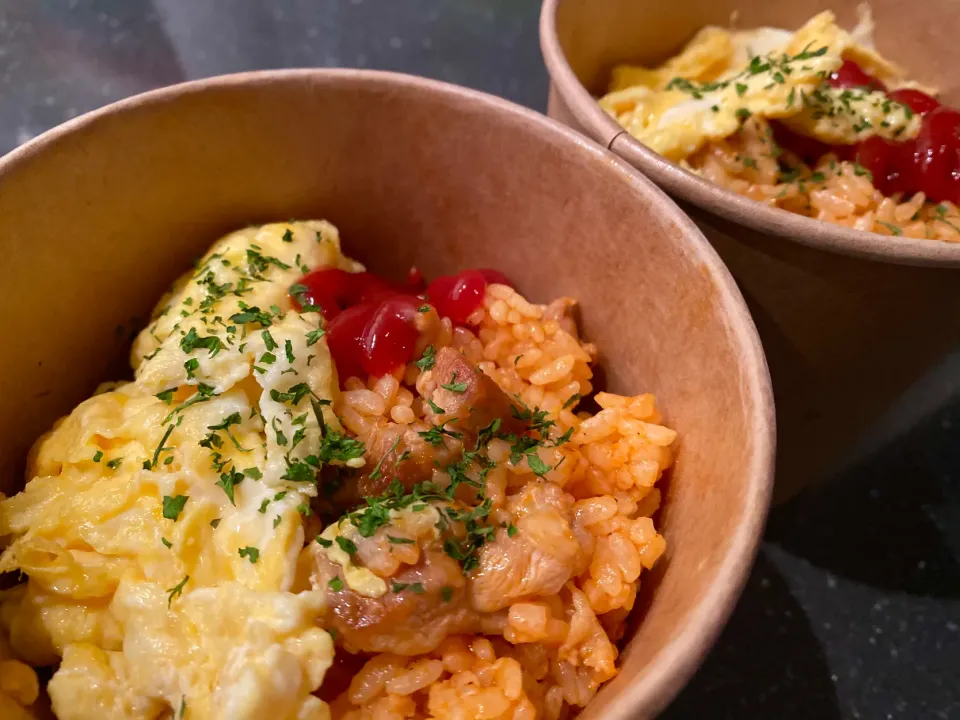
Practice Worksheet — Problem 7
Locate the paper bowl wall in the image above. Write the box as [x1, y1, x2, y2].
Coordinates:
[0, 70, 774, 718]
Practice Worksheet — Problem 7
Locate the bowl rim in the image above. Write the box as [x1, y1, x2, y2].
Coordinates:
[539, 0, 960, 268]
[0, 67, 775, 716]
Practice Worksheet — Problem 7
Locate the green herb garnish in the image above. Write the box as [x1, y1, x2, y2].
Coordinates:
[148, 424, 176, 470]
[369, 436, 401, 482]
[180, 328, 224, 357]
[163, 383, 218, 423]
[415, 345, 436, 371]
[167, 575, 189, 606]
[183, 358, 200, 379]
[526, 453, 551, 477]
[270, 383, 315, 406]
[441, 372, 467, 394]
[306, 327, 326, 346]
[335, 536, 358, 555]
[216, 469, 244, 505]
[162, 494, 188, 521]
[229, 304, 273, 327]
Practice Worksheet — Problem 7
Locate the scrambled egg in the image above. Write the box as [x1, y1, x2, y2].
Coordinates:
[0, 623, 38, 720]
[600, 8, 923, 161]
[0, 221, 363, 720]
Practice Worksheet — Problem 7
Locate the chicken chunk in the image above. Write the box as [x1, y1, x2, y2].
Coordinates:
[343, 349, 533, 503]
[355, 421, 462, 498]
[311, 471, 587, 656]
[470, 481, 588, 613]
[419, 348, 526, 437]
[309, 504, 489, 656]
[315, 546, 482, 655]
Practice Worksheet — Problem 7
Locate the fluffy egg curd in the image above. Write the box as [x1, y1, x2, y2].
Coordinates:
[0, 222, 361, 720]
[600, 8, 922, 162]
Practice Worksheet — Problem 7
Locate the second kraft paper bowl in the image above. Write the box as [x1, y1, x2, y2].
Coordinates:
[541, 0, 960, 502]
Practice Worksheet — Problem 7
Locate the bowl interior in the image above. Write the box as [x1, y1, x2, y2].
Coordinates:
[545, 0, 960, 265]
[0, 71, 773, 718]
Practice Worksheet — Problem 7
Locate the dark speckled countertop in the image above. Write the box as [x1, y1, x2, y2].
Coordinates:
[1, 1, 957, 717]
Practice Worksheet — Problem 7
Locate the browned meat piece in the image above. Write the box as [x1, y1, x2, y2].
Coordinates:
[315, 545, 484, 656]
[543, 297, 580, 337]
[420, 347, 526, 437]
[345, 350, 533, 503]
[310, 484, 587, 655]
[470, 481, 588, 613]
[355, 421, 462, 498]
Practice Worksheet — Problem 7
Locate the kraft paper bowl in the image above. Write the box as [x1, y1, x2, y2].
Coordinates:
[542, 0, 960, 501]
[0, 71, 773, 718]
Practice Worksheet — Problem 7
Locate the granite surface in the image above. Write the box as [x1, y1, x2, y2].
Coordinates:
[1, 1, 957, 717]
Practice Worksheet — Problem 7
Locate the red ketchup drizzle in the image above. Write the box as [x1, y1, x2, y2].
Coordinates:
[785, 59, 960, 204]
[291, 267, 510, 380]
[406, 266, 426, 293]
[827, 59, 888, 92]
[770, 121, 831, 165]
[887, 88, 941, 115]
[424, 269, 510, 325]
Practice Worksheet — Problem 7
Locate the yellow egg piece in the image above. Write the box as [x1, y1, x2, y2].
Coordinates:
[600, 7, 925, 162]
[0, 220, 362, 720]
